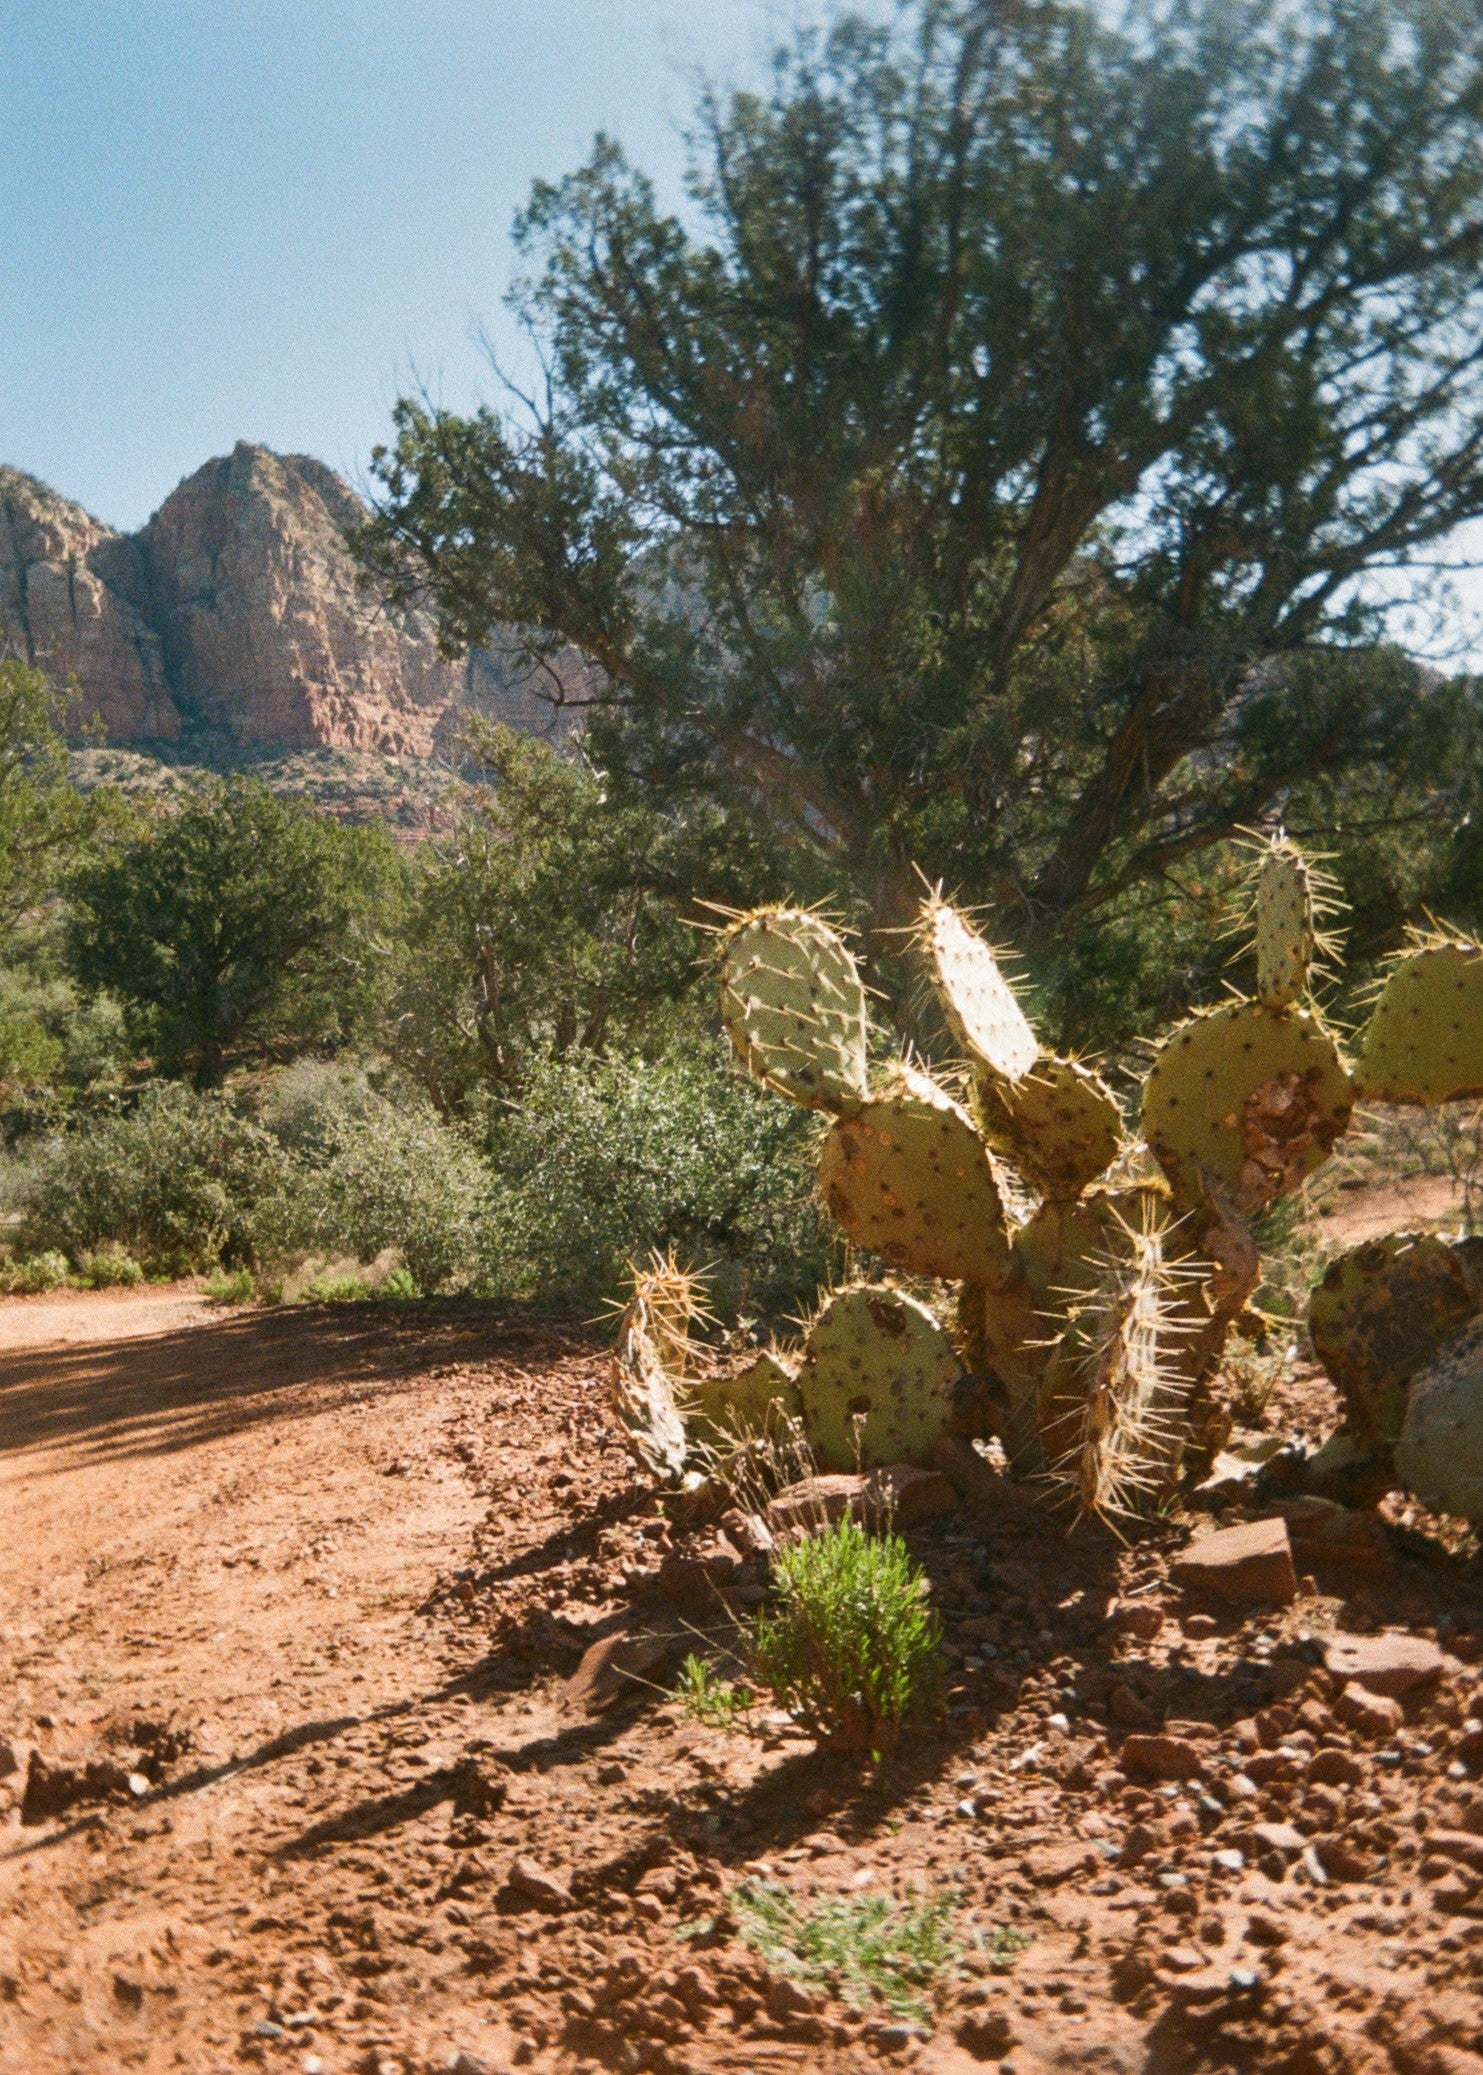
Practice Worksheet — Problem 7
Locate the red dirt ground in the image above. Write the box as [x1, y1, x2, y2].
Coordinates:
[2, 1284, 1482, 2075]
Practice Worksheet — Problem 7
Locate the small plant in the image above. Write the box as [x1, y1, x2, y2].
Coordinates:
[203, 1266, 258, 1305]
[730, 1881, 959, 2022]
[301, 1271, 374, 1304]
[673, 1652, 753, 1730]
[751, 1515, 943, 1754]
[76, 1242, 144, 1289]
[379, 1266, 420, 1302]
[975, 1924, 1032, 1974]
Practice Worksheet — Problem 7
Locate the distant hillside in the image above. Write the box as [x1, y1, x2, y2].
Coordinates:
[0, 442, 567, 768]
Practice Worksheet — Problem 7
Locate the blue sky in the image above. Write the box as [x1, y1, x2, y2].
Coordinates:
[0, 0, 786, 532]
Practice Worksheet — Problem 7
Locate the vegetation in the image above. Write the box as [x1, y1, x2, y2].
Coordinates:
[752, 1516, 944, 1755]
[673, 1653, 754, 1731]
[730, 1880, 960, 2022]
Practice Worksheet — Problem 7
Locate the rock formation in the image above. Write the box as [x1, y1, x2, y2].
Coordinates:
[0, 443, 561, 757]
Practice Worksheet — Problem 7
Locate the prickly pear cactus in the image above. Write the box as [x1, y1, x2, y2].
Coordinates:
[816, 1062, 1014, 1284]
[1308, 1233, 1483, 1446]
[795, 1283, 962, 1472]
[611, 1277, 691, 1482]
[920, 897, 1038, 1084]
[973, 1054, 1123, 1200]
[688, 1348, 802, 1447]
[1141, 1000, 1353, 1213]
[1253, 838, 1316, 1009]
[1354, 932, 1483, 1106]
[1394, 1313, 1483, 1525]
[719, 906, 869, 1112]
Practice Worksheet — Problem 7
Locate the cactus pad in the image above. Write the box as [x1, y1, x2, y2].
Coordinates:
[611, 1285, 690, 1482]
[796, 1283, 962, 1472]
[1308, 1233, 1483, 1445]
[1354, 936, 1483, 1106]
[974, 1053, 1123, 1198]
[689, 1349, 802, 1446]
[720, 906, 869, 1112]
[1141, 1001, 1352, 1211]
[1254, 840, 1315, 1009]
[1394, 1313, 1483, 1525]
[817, 1064, 1014, 1284]
[921, 898, 1038, 1083]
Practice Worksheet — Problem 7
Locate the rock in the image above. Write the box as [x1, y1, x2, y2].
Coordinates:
[1171, 1518, 1297, 1606]
[1112, 1599, 1165, 1641]
[957, 2008, 1016, 2058]
[764, 1977, 818, 2021]
[1312, 1835, 1372, 1882]
[1419, 1830, 1483, 1875]
[1333, 1681, 1404, 1736]
[1250, 1821, 1306, 1858]
[505, 1856, 571, 1911]
[1307, 1748, 1365, 1788]
[447, 2056, 492, 2075]
[1117, 1734, 1207, 1782]
[1109, 1685, 1158, 1730]
[718, 1507, 774, 1558]
[931, 1435, 1036, 1514]
[766, 1465, 957, 1537]
[654, 1550, 746, 1616]
[1324, 1632, 1445, 1696]
[1195, 1434, 1296, 1504]
[566, 1630, 677, 1714]
[1276, 1496, 1395, 1579]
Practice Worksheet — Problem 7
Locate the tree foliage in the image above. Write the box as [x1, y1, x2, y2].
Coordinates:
[66, 779, 405, 1086]
[359, 0, 1483, 974]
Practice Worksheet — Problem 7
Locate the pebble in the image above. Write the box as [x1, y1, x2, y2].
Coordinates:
[1324, 1632, 1445, 1697]
[1334, 1681, 1404, 1737]
[1118, 1734, 1206, 1782]
[506, 1855, 571, 1910]
[1213, 1849, 1246, 1872]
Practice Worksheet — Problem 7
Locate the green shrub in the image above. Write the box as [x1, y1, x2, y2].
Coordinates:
[0, 1249, 72, 1294]
[729, 1881, 960, 2023]
[204, 1265, 258, 1305]
[480, 1044, 835, 1319]
[253, 1074, 483, 1292]
[17, 1082, 291, 1275]
[752, 1516, 944, 1755]
[76, 1242, 144, 1288]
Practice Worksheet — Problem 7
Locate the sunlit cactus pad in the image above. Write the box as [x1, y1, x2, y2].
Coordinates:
[921, 898, 1038, 1083]
[688, 1348, 802, 1447]
[1308, 1232, 1483, 1446]
[1355, 937, 1483, 1106]
[1141, 1000, 1352, 1211]
[973, 1053, 1123, 1200]
[1254, 839, 1315, 1010]
[817, 1064, 1013, 1284]
[720, 906, 870, 1113]
[796, 1283, 962, 1473]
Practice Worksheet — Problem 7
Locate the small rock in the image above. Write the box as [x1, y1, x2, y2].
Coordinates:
[1312, 1835, 1371, 1882]
[1113, 1599, 1165, 1641]
[1324, 1632, 1445, 1697]
[765, 1977, 819, 2021]
[1307, 1748, 1365, 1788]
[1213, 1848, 1246, 1872]
[1277, 1496, 1395, 1580]
[1333, 1681, 1404, 1737]
[1118, 1734, 1206, 1782]
[566, 1630, 677, 1715]
[957, 2008, 1016, 2058]
[1109, 1685, 1158, 1730]
[767, 1466, 958, 1536]
[931, 1434, 1036, 1513]
[446, 2053, 491, 2074]
[1250, 1821, 1306, 1858]
[1183, 1614, 1218, 1639]
[1419, 1829, 1483, 1875]
[1171, 1518, 1297, 1607]
[718, 1507, 774, 1558]
[505, 1856, 571, 1911]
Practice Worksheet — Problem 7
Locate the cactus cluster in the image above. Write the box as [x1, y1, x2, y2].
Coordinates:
[609, 853, 1483, 1533]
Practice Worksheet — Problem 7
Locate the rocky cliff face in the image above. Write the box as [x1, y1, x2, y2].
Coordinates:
[0, 443, 548, 757]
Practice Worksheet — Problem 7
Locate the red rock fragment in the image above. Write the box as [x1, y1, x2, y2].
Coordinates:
[1323, 1632, 1445, 1697]
[1170, 1518, 1297, 1606]
[1118, 1734, 1207, 1782]
[766, 1466, 958, 1537]
[1333, 1681, 1403, 1737]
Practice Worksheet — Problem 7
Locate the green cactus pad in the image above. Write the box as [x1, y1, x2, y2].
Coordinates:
[922, 899, 1038, 1084]
[1254, 841, 1314, 1009]
[1308, 1232, 1483, 1446]
[1394, 1313, 1483, 1525]
[974, 1053, 1124, 1199]
[688, 1349, 802, 1446]
[817, 1064, 1014, 1283]
[1354, 937, 1483, 1106]
[720, 907, 869, 1112]
[1141, 1001, 1352, 1211]
[796, 1283, 962, 1472]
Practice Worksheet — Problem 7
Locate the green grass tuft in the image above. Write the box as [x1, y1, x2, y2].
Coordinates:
[673, 1652, 754, 1730]
[730, 1881, 959, 2022]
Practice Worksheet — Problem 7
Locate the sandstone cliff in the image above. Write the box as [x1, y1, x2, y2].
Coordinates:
[0, 443, 555, 757]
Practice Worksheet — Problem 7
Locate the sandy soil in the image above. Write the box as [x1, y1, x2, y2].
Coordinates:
[3, 1283, 1483, 2075]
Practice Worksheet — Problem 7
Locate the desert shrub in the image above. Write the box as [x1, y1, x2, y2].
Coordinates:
[731, 1881, 961, 2023]
[0, 1249, 71, 1294]
[752, 1516, 944, 1755]
[204, 1266, 258, 1306]
[479, 1044, 834, 1319]
[16, 1082, 291, 1274]
[253, 1074, 484, 1293]
[76, 1242, 144, 1288]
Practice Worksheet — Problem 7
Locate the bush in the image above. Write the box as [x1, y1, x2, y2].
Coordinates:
[76, 1242, 144, 1288]
[752, 1517, 944, 1755]
[17, 1083, 291, 1274]
[204, 1266, 258, 1305]
[253, 1070, 484, 1292]
[0, 1249, 71, 1294]
[480, 1044, 835, 1319]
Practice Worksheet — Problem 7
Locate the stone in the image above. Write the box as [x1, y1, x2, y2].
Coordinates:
[931, 1434, 1036, 1514]
[1277, 1497, 1395, 1580]
[765, 1977, 818, 2021]
[1117, 1735, 1207, 1782]
[718, 1507, 774, 1558]
[505, 1856, 571, 1911]
[956, 2008, 1016, 2058]
[566, 1629, 678, 1714]
[1419, 1829, 1483, 1875]
[1323, 1632, 1445, 1696]
[1109, 1685, 1158, 1730]
[766, 1465, 958, 1537]
[1170, 1518, 1297, 1605]
[1250, 1822, 1306, 1858]
[1333, 1681, 1404, 1737]
[1312, 1835, 1372, 1882]
[1112, 1599, 1165, 1640]
[1307, 1748, 1365, 1788]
